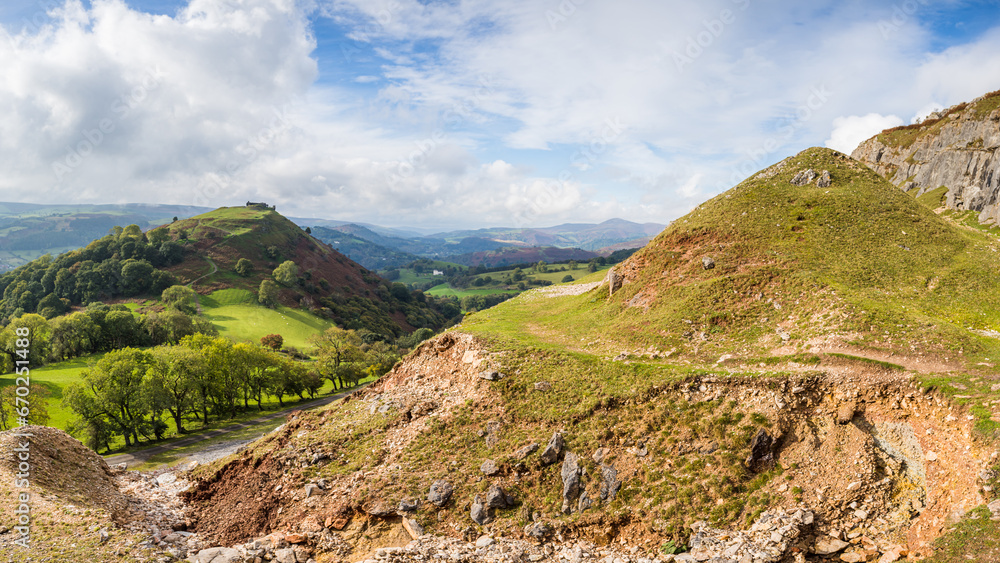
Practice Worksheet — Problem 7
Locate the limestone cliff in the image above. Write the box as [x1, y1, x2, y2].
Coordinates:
[851, 91, 1000, 222]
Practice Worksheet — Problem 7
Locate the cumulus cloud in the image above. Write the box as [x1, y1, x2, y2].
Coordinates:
[825, 113, 905, 154]
[2, 0, 1000, 229]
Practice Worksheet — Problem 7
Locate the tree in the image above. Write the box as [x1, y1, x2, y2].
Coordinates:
[309, 327, 364, 390]
[147, 346, 204, 434]
[179, 334, 235, 421]
[364, 341, 400, 379]
[48, 312, 100, 361]
[273, 260, 299, 286]
[67, 348, 157, 447]
[305, 227, 312, 234]
[235, 258, 254, 277]
[148, 228, 169, 245]
[172, 216, 178, 223]
[261, 333, 283, 351]
[0, 313, 52, 367]
[569, 260, 578, 271]
[103, 309, 142, 349]
[0, 386, 50, 430]
[162, 285, 197, 314]
[258, 280, 280, 307]
[120, 259, 155, 296]
[562, 274, 574, 283]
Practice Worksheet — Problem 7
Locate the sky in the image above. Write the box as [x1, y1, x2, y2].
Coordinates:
[1, 1, 1000, 230]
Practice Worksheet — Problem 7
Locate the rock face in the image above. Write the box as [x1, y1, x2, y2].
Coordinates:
[851, 92, 1000, 223]
[745, 429, 777, 473]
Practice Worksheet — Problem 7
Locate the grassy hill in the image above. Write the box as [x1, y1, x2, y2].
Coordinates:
[153, 206, 455, 337]
[181, 148, 1000, 563]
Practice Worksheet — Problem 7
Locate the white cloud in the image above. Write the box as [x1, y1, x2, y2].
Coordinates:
[825, 113, 905, 154]
[3, 1, 1000, 230]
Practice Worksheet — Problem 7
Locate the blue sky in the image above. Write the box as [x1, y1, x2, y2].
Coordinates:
[1, 0, 999, 230]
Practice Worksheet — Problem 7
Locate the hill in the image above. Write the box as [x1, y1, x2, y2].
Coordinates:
[176, 148, 1000, 563]
[852, 89, 1000, 224]
[152, 206, 453, 336]
[0, 205, 455, 338]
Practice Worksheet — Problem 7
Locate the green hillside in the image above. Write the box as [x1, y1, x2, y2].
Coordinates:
[465, 147, 1000, 364]
[198, 288, 336, 349]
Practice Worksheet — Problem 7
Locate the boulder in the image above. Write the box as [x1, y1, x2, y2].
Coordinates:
[560, 452, 581, 514]
[836, 402, 856, 424]
[427, 480, 454, 507]
[814, 536, 850, 555]
[791, 169, 817, 186]
[523, 522, 551, 539]
[403, 517, 425, 540]
[539, 432, 564, 465]
[701, 256, 715, 270]
[605, 267, 623, 297]
[471, 495, 491, 525]
[480, 459, 500, 476]
[274, 548, 297, 563]
[515, 443, 540, 459]
[485, 484, 510, 509]
[599, 464, 621, 501]
[817, 170, 832, 187]
[479, 371, 505, 381]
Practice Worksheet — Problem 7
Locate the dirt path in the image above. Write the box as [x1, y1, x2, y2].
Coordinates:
[104, 384, 368, 468]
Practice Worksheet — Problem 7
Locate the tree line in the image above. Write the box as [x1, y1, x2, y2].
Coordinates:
[0, 299, 216, 373]
[0, 224, 184, 322]
[62, 326, 401, 453]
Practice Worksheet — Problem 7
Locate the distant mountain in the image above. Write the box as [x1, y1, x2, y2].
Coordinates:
[444, 246, 599, 268]
[308, 219, 663, 270]
[309, 226, 422, 270]
[429, 218, 666, 251]
[311, 224, 507, 260]
[0, 202, 212, 271]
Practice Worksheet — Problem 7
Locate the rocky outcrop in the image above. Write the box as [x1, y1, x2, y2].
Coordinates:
[851, 92, 1000, 222]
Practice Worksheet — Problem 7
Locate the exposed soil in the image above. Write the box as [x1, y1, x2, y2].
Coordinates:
[177, 333, 995, 562]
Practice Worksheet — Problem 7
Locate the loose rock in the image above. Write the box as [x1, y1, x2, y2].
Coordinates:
[540, 432, 564, 465]
[427, 480, 454, 507]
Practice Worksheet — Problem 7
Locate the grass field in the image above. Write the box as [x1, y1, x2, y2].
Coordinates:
[393, 260, 466, 285]
[199, 288, 335, 349]
[424, 284, 520, 298]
